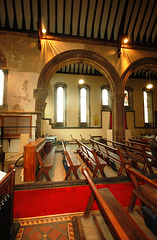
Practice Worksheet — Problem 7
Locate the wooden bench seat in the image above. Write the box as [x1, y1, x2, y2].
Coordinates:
[90, 139, 131, 176]
[62, 141, 81, 180]
[126, 165, 157, 213]
[82, 167, 150, 240]
[102, 139, 154, 174]
[76, 139, 107, 178]
[35, 144, 56, 181]
[122, 139, 153, 161]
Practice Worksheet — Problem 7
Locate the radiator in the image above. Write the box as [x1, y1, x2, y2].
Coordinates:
[0, 194, 11, 240]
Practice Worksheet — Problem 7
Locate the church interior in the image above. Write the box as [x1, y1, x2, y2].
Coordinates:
[0, 0, 157, 239]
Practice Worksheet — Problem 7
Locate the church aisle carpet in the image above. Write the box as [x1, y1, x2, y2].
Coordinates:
[14, 182, 141, 218]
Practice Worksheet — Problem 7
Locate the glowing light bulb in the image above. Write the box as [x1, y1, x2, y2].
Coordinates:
[42, 28, 46, 34]
[123, 38, 128, 44]
[146, 83, 153, 89]
[79, 79, 84, 84]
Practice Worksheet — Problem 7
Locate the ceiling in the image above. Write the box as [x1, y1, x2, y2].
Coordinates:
[0, 0, 156, 47]
[0, 0, 156, 78]
[56, 63, 157, 80]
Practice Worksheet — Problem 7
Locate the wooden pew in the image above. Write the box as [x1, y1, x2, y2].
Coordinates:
[62, 140, 81, 180]
[81, 167, 150, 240]
[126, 165, 157, 213]
[0, 165, 19, 239]
[76, 139, 107, 178]
[101, 139, 154, 175]
[129, 138, 150, 145]
[24, 138, 55, 182]
[122, 139, 153, 160]
[35, 143, 56, 181]
[0, 150, 5, 171]
[90, 139, 131, 176]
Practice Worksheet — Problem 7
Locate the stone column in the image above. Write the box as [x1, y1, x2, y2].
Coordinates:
[111, 90, 125, 141]
[34, 89, 48, 138]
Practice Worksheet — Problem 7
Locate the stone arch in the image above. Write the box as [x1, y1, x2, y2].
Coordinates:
[35, 49, 123, 139]
[37, 49, 120, 92]
[121, 57, 157, 90]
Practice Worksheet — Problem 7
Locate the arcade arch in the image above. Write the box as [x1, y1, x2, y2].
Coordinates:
[35, 49, 124, 141]
[35, 51, 157, 141]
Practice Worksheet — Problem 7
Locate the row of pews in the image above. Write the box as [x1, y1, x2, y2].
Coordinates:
[1, 137, 157, 239]
[1, 136, 155, 182]
[98, 138, 154, 175]
[27, 136, 155, 181]
[73, 137, 155, 178]
[69, 138, 157, 238]
[74, 166, 157, 239]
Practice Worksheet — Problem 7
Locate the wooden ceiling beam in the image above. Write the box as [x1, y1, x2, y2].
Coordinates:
[21, 0, 26, 30]
[47, 0, 50, 33]
[110, 0, 121, 41]
[30, 0, 33, 31]
[91, 0, 98, 38]
[135, 0, 150, 44]
[130, 0, 143, 44]
[77, 0, 82, 37]
[12, 0, 18, 29]
[4, 0, 9, 28]
[70, 0, 74, 35]
[63, 0, 66, 35]
[55, 0, 57, 33]
[97, 0, 106, 39]
[125, 0, 136, 37]
[84, 0, 90, 37]
[104, 0, 113, 40]
[142, 0, 156, 45]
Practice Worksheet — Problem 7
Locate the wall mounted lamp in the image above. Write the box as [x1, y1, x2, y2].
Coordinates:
[37, 22, 47, 49]
[118, 35, 129, 58]
[146, 69, 153, 89]
[78, 79, 84, 84]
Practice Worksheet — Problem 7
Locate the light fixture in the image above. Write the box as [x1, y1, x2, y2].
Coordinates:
[123, 38, 129, 44]
[146, 83, 153, 89]
[118, 35, 129, 58]
[146, 69, 153, 89]
[42, 28, 46, 34]
[79, 79, 84, 84]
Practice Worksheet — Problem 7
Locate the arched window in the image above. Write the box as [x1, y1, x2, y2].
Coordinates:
[0, 70, 4, 105]
[124, 86, 133, 110]
[54, 83, 67, 127]
[0, 69, 8, 110]
[80, 88, 87, 123]
[79, 85, 90, 127]
[101, 85, 111, 110]
[124, 90, 129, 106]
[102, 89, 108, 106]
[143, 89, 153, 126]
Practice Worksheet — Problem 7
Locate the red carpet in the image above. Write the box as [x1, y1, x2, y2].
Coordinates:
[14, 182, 141, 218]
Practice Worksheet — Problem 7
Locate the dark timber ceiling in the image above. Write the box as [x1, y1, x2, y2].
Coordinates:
[0, 0, 156, 47]
[56, 63, 157, 80]
[0, 0, 156, 78]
